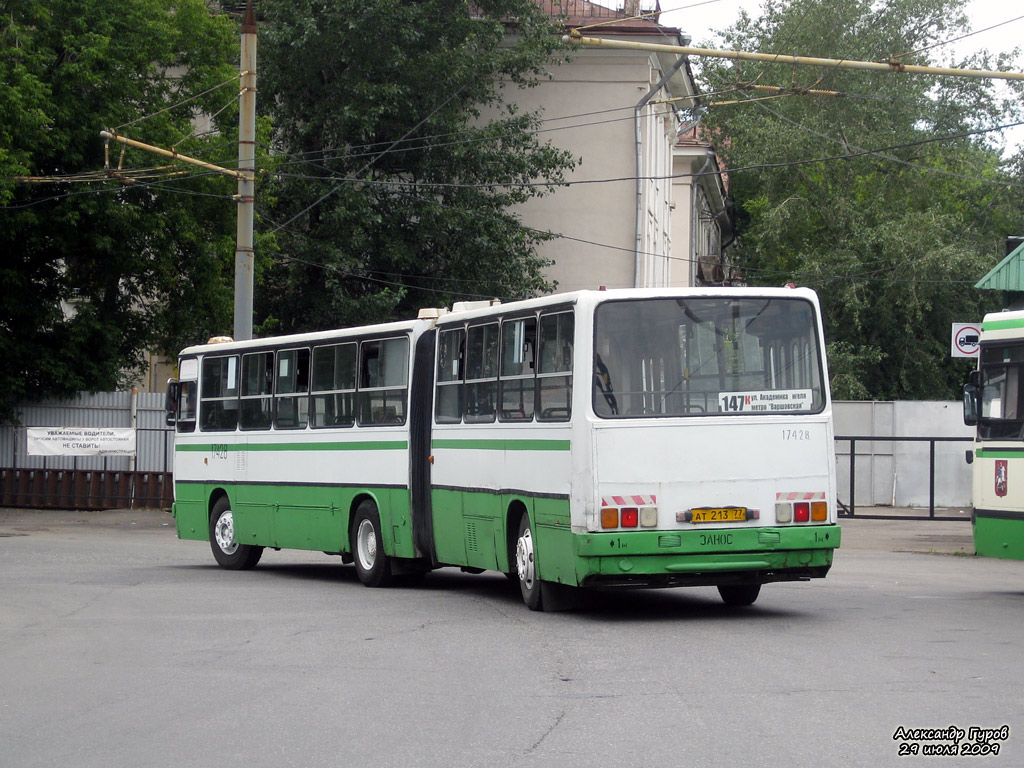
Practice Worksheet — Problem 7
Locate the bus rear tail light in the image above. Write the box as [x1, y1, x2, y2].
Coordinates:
[775, 492, 828, 524]
[599, 495, 658, 530]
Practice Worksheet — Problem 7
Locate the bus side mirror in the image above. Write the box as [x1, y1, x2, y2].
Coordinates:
[165, 379, 180, 427]
[963, 382, 978, 427]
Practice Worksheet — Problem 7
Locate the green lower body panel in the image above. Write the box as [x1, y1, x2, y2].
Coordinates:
[173, 479, 840, 590]
[172, 481, 414, 557]
[431, 488, 572, 575]
[172, 483, 209, 542]
[570, 525, 840, 588]
[973, 511, 1024, 560]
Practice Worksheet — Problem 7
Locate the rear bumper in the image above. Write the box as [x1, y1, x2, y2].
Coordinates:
[573, 524, 840, 587]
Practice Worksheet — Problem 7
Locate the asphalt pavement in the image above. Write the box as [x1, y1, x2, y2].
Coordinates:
[2, 504, 1017, 768]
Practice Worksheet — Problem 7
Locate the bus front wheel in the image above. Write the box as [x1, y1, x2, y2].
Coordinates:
[209, 496, 263, 570]
[717, 583, 761, 606]
[515, 514, 543, 611]
[352, 501, 393, 588]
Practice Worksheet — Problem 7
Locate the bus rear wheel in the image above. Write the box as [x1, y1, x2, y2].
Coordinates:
[515, 514, 543, 611]
[717, 583, 761, 606]
[352, 500, 393, 588]
[209, 496, 263, 570]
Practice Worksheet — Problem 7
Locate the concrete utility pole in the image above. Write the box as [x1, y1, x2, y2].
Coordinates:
[100, 0, 258, 341]
[234, 0, 257, 341]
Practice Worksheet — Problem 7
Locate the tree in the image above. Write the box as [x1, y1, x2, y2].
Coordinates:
[697, 0, 1024, 399]
[256, 0, 577, 333]
[0, 0, 239, 419]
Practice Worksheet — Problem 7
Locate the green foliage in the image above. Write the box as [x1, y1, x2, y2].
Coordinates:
[0, 0, 239, 419]
[699, 0, 1024, 400]
[257, 0, 577, 333]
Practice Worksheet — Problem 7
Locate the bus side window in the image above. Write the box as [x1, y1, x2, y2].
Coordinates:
[537, 311, 573, 422]
[465, 323, 498, 423]
[358, 337, 409, 426]
[176, 380, 198, 432]
[311, 342, 356, 428]
[436, 328, 465, 424]
[200, 355, 239, 431]
[275, 348, 310, 429]
[240, 352, 274, 430]
[499, 316, 536, 421]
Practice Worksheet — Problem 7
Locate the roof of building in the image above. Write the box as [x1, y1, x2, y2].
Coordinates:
[976, 241, 1024, 291]
[539, 0, 681, 36]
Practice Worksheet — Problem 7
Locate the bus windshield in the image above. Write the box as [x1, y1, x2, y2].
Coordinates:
[978, 344, 1024, 439]
[593, 296, 826, 418]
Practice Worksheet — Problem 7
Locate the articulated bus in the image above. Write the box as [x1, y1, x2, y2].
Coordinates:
[166, 288, 841, 610]
[964, 309, 1024, 560]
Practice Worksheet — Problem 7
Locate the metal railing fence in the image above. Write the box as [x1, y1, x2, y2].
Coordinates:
[836, 435, 973, 520]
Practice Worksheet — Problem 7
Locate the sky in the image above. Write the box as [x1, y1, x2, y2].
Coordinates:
[656, 0, 1024, 154]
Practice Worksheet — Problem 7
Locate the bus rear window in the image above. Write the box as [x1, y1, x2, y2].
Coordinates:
[593, 297, 825, 418]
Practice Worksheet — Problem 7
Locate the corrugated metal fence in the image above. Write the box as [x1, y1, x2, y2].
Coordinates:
[0, 391, 174, 509]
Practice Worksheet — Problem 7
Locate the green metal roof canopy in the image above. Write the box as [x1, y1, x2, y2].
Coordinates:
[976, 241, 1024, 291]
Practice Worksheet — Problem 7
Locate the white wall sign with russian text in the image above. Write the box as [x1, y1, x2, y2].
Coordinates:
[27, 427, 137, 456]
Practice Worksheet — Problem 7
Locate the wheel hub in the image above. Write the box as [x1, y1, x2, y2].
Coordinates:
[214, 510, 238, 555]
[516, 526, 535, 589]
[356, 518, 377, 570]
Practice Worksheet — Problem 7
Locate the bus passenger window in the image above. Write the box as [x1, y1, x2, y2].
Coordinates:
[436, 328, 465, 424]
[311, 342, 356, 428]
[275, 348, 310, 429]
[200, 355, 239, 431]
[500, 317, 536, 421]
[465, 323, 498, 423]
[358, 337, 409, 425]
[240, 352, 274, 429]
[175, 380, 198, 432]
[537, 311, 573, 422]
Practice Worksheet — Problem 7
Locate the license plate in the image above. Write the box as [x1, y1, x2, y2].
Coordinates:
[690, 507, 747, 524]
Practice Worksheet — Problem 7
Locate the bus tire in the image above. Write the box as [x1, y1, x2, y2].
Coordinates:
[515, 513, 543, 611]
[352, 500, 393, 588]
[717, 583, 761, 606]
[209, 496, 263, 570]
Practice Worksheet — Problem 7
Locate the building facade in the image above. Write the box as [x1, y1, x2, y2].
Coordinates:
[511, 1, 732, 291]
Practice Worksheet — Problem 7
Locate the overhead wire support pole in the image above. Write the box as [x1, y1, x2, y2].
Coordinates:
[234, 0, 257, 341]
[99, 1, 258, 342]
[98, 130, 245, 180]
[563, 34, 1024, 81]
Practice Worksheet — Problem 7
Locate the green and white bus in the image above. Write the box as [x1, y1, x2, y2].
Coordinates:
[963, 309, 1024, 560]
[166, 287, 841, 610]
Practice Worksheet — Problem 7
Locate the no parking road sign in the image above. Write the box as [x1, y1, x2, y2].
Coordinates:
[951, 322, 980, 358]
